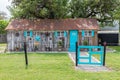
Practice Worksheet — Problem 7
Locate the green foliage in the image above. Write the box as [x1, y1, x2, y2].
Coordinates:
[9, 0, 70, 19]
[83, 40, 88, 45]
[0, 20, 9, 34]
[70, 0, 120, 22]
[112, 0, 120, 20]
[58, 41, 63, 47]
[108, 46, 120, 53]
[9, 0, 120, 23]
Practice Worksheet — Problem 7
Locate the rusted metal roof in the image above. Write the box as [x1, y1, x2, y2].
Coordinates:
[5, 18, 99, 31]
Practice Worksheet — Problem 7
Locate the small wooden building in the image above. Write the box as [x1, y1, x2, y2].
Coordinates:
[5, 18, 99, 52]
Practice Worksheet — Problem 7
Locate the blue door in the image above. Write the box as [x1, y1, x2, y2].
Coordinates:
[69, 30, 78, 52]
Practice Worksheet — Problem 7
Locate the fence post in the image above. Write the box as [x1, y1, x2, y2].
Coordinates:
[103, 42, 106, 66]
[76, 42, 78, 66]
[24, 42, 28, 68]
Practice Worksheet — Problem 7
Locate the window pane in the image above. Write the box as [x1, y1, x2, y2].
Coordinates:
[61, 32, 64, 36]
[89, 31, 92, 36]
[58, 32, 60, 36]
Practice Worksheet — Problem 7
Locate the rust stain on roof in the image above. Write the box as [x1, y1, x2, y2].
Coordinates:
[5, 18, 99, 31]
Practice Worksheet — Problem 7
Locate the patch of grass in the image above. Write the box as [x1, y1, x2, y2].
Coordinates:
[0, 53, 120, 80]
[0, 43, 7, 47]
[106, 53, 120, 71]
[0, 43, 7, 49]
[108, 46, 120, 53]
[0, 43, 7, 51]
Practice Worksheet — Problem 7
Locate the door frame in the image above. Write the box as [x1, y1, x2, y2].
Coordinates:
[69, 30, 78, 52]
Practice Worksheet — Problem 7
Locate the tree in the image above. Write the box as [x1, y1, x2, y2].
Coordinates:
[0, 11, 7, 20]
[0, 20, 8, 34]
[70, 0, 120, 23]
[9, 0, 70, 19]
[9, 0, 120, 23]
[112, 3, 120, 44]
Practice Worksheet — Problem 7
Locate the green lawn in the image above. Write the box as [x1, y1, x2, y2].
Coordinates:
[0, 43, 6, 47]
[0, 43, 6, 50]
[0, 53, 120, 80]
[108, 46, 120, 53]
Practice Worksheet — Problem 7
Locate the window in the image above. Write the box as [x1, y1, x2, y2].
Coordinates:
[81, 30, 94, 45]
[58, 32, 60, 36]
[56, 31, 65, 47]
[84, 30, 92, 37]
[58, 31, 64, 37]
[89, 31, 92, 36]
[27, 31, 30, 36]
[61, 32, 64, 36]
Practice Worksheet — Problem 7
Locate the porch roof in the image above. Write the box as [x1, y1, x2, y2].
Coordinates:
[5, 18, 99, 31]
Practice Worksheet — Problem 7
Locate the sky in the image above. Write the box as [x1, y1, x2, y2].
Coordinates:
[0, 0, 11, 18]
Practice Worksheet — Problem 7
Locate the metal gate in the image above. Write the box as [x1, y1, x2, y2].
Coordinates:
[77, 46, 104, 65]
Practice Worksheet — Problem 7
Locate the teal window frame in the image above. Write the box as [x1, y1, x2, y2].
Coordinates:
[82, 30, 85, 37]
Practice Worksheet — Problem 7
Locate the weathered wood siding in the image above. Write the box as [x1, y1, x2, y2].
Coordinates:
[0, 34, 7, 43]
[7, 30, 98, 52]
[7, 31, 69, 52]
